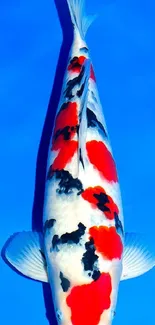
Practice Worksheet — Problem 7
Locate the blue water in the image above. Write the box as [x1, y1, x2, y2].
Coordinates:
[1, 0, 155, 324]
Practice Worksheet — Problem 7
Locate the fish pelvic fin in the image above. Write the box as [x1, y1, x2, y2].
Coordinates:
[67, 0, 97, 39]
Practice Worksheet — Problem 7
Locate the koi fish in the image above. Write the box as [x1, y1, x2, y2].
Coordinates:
[3, 1, 155, 324]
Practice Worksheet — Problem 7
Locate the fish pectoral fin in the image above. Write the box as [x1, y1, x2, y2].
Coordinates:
[3, 231, 48, 282]
[121, 232, 155, 281]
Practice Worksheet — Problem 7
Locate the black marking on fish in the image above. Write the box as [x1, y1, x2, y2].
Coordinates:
[82, 238, 101, 281]
[59, 102, 70, 112]
[56, 311, 63, 322]
[52, 223, 86, 249]
[91, 90, 98, 103]
[52, 235, 59, 250]
[79, 148, 84, 169]
[114, 213, 124, 235]
[65, 65, 85, 99]
[87, 108, 107, 136]
[44, 219, 56, 232]
[77, 81, 85, 97]
[69, 56, 82, 71]
[93, 192, 110, 213]
[54, 125, 79, 142]
[113, 311, 116, 317]
[48, 169, 84, 195]
[80, 47, 88, 53]
[60, 272, 70, 292]
[92, 270, 101, 281]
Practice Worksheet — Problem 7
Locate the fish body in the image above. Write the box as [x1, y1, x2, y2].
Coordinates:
[43, 2, 124, 324]
[3, 1, 155, 325]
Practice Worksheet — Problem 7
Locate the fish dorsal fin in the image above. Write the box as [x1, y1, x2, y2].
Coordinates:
[78, 59, 91, 164]
[3, 231, 48, 282]
[121, 232, 155, 281]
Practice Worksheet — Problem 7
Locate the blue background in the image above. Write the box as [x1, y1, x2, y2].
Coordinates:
[0, 0, 155, 324]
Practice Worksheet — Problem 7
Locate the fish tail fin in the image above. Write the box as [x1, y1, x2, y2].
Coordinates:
[67, 0, 96, 39]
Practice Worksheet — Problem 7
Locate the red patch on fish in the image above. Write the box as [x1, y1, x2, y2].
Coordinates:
[68, 56, 86, 73]
[54, 102, 78, 135]
[50, 102, 78, 171]
[89, 226, 123, 260]
[66, 273, 112, 325]
[90, 65, 96, 81]
[81, 186, 119, 220]
[51, 140, 78, 171]
[86, 141, 118, 182]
